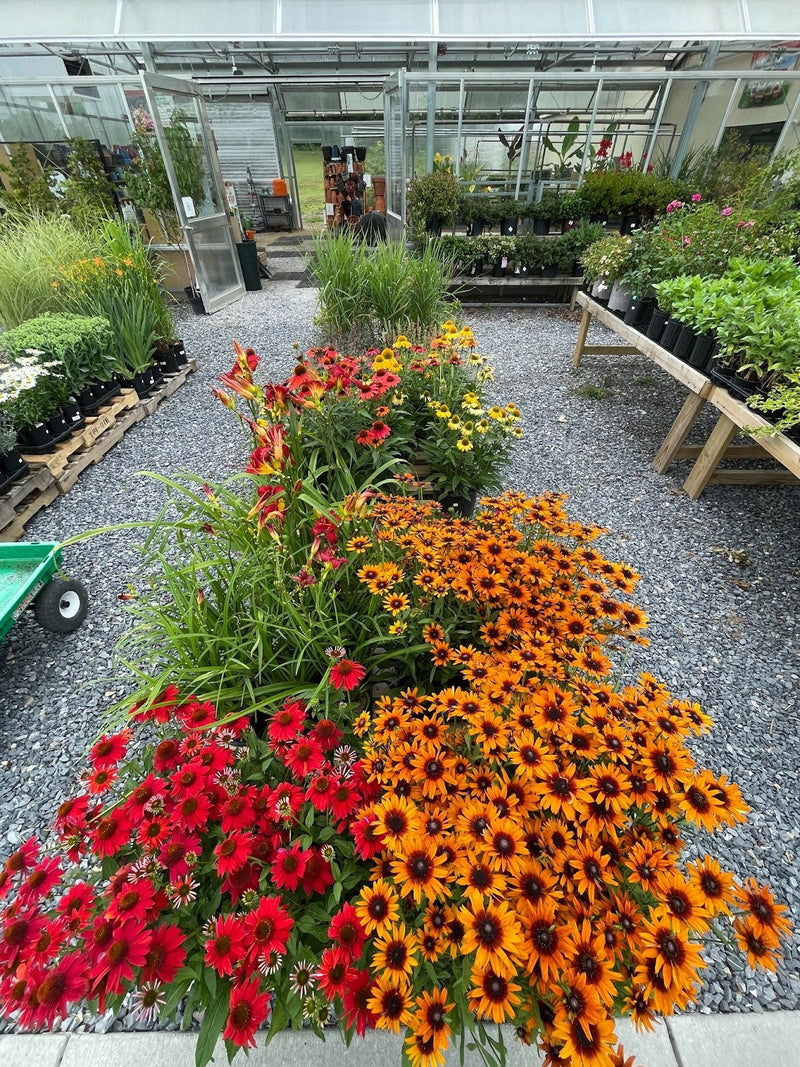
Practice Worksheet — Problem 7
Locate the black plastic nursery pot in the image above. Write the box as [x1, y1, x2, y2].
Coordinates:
[172, 339, 188, 366]
[532, 218, 551, 236]
[671, 325, 697, 362]
[354, 146, 367, 162]
[0, 449, 28, 493]
[541, 265, 558, 278]
[620, 215, 641, 235]
[659, 318, 682, 353]
[439, 490, 479, 518]
[688, 334, 716, 371]
[646, 308, 668, 342]
[465, 220, 484, 237]
[78, 379, 121, 415]
[18, 422, 53, 451]
[625, 297, 656, 331]
[500, 217, 519, 236]
[158, 350, 181, 375]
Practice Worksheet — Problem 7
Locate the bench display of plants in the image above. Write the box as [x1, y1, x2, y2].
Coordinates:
[0, 322, 792, 1067]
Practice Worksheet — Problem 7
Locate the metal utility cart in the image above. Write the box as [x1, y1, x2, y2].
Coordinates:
[0, 543, 89, 640]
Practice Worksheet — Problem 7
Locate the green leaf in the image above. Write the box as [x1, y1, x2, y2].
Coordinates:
[562, 116, 581, 154]
[195, 983, 230, 1067]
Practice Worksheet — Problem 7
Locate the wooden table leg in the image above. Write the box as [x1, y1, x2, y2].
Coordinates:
[572, 308, 591, 368]
[652, 393, 707, 474]
[683, 414, 739, 499]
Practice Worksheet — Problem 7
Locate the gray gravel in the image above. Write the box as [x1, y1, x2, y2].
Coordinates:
[0, 288, 798, 1027]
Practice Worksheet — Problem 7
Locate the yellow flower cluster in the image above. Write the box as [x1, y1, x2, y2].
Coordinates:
[373, 348, 403, 373]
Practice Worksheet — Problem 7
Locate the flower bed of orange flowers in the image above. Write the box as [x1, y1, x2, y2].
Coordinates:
[0, 328, 792, 1067]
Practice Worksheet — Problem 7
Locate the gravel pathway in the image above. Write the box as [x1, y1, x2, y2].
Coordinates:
[0, 287, 798, 1027]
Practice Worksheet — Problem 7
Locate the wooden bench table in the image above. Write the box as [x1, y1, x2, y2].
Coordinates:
[452, 275, 584, 308]
[572, 291, 800, 498]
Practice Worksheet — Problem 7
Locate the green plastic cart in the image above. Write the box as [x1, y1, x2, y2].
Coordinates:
[0, 542, 89, 641]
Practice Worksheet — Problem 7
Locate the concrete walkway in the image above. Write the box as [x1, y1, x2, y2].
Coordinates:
[1, 1012, 799, 1067]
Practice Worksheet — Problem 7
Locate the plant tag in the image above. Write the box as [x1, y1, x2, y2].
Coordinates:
[501, 256, 508, 268]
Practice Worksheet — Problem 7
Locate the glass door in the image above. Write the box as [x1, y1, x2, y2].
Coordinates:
[140, 73, 245, 314]
[383, 71, 407, 238]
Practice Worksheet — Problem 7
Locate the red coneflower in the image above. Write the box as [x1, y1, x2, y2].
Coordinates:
[282, 736, 324, 778]
[214, 831, 253, 876]
[223, 976, 271, 1049]
[204, 914, 246, 977]
[93, 919, 153, 993]
[244, 894, 293, 957]
[271, 844, 309, 891]
[328, 902, 366, 960]
[141, 923, 186, 984]
[267, 699, 306, 743]
[329, 659, 367, 691]
[89, 730, 131, 769]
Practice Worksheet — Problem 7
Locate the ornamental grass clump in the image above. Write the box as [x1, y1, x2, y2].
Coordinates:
[0, 484, 791, 1067]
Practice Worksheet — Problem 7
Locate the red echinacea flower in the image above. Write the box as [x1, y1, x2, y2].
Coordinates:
[224, 976, 271, 1049]
[328, 659, 366, 692]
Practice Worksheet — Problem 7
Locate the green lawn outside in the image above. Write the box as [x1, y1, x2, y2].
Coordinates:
[292, 147, 326, 232]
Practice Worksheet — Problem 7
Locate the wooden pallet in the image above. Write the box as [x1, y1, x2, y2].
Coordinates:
[1, 363, 198, 541]
[20, 390, 140, 478]
[0, 466, 58, 542]
[140, 360, 197, 417]
[55, 404, 145, 495]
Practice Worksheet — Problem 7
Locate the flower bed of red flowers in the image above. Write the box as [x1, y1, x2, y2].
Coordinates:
[0, 328, 793, 1067]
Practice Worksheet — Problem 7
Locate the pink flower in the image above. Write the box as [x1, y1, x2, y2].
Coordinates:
[682, 236, 691, 246]
[691, 193, 702, 202]
[736, 220, 755, 229]
[720, 206, 733, 216]
[666, 200, 683, 213]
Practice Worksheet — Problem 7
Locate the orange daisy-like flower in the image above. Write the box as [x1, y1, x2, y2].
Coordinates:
[553, 970, 605, 1034]
[508, 730, 557, 782]
[412, 987, 453, 1044]
[390, 836, 448, 903]
[639, 916, 706, 990]
[568, 841, 615, 904]
[356, 878, 400, 935]
[468, 966, 521, 1023]
[371, 922, 419, 979]
[533, 762, 588, 820]
[685, 856, 734, 917]
[459, 901, 525, 979]
[518, 899, 569, 983]
[678, 769, 727, 832]
[564, 919, 620, 1007]
[368, 973, 413, 1033]
[404, 1029, 446, 1067]
[550, 1012, 618, 1067]
[653, 870, 710, 932]
[733, 915, 781, 972]
[732, 877, 792, 941]
[481, 816, 528, 875]
[373, 795, 423, 852]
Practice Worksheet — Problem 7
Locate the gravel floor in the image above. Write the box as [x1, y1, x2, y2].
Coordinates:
[0, 286, 798, 1028]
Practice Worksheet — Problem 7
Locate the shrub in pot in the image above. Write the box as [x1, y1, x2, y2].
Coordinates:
[2, 313, 116, 409]
[0, 351, 70, 447]
[406, 170, 461, 237]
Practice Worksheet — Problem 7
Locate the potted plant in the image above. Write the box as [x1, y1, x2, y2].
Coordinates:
[528, 189, 562, 235]
[559, 188, 589, 232]
[2, 313, 117, 421]
[581, 232, 633, 306]
[1, 351, 70, 452]
[406, 170, 461, 237]
[0, 412, 27, 491]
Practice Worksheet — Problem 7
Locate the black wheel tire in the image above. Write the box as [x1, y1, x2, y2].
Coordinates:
[33, 578, 89, 634]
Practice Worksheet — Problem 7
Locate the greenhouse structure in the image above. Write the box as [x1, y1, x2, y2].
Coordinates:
[0, 5, 799, 1067]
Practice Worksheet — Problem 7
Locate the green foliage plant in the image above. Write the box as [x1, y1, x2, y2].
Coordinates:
[0, 212, 96, 328]
[580, 232, 634, 283]
[61, 137, 116, 224]
[0, 144, 58, 215]
[1, 313, 116, 393]
[406, 169, 461, 233]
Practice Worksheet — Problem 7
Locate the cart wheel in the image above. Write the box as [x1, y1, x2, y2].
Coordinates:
[34, 578, 89, 634]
